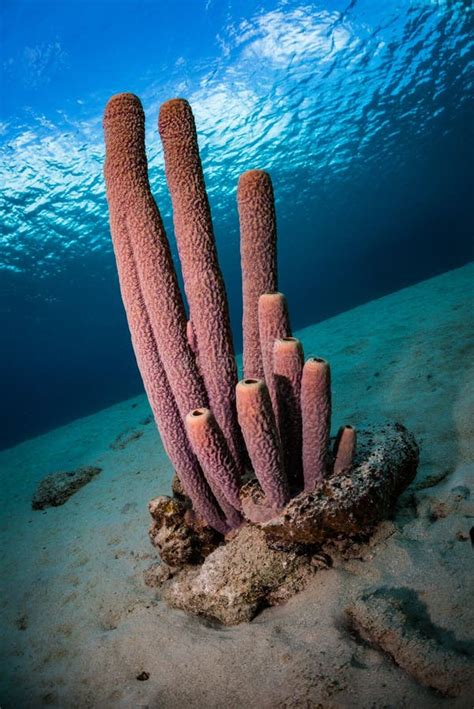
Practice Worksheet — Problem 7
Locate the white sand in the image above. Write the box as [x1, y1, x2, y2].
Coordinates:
[1, 263, 473, 708]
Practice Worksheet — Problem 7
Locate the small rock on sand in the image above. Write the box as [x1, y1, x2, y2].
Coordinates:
[32, 466, 102, 510]
[346, 588, 474, 697]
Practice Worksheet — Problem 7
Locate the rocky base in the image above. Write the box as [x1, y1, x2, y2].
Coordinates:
[257, 421, 419, 546]
[163, 524, 316, 625]
[148, 495, 222, 567]
[32, 466, 102, 510]
[146, 422, 419, 625]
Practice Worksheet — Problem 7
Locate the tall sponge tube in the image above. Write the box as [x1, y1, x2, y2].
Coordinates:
[258, 292, 291, 412]
[158, 98, 244, 473]
[103, 93, 208, 422]
[102, 144, 227, 531]
[238, 170, 278, 380]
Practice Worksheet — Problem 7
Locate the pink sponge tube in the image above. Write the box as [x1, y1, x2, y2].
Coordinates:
[102, 172, 227, 532]
[238, 170, 278, 380]
[236, 379, 290, 509]
[103, 93, 207, 422]
[301, 357, 332, 491]
[273, 337, 304, 489]
[158, 98, 244, 474]
[186, 408, 243, 528]
[333, 425, 357, 476]
[186, 319, 201, 374]
[258, 292, 291, 413]
[186, 320, 198, 357]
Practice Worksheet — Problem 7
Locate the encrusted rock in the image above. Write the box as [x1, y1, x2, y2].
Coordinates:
[148, 495, 221, 567]
[257, 423, 418, 545]
[171, 473, 188, 503]
[346, 588, 473, 697]
[32, 466, 102, 510]
[143, 562, 175, 587]
[163, 524, 314, 625]
[149, 423, 419, 624]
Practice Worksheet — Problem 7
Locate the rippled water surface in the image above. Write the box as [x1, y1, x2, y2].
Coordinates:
[1, 0, 473, 448]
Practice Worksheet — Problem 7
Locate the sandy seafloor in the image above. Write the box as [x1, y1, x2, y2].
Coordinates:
[1, 264, 473, 708]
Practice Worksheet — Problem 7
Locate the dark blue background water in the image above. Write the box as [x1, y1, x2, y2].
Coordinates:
[1, 0, 473, 450]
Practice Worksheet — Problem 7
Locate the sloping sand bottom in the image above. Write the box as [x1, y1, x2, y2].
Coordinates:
[1, 264, 473, 708]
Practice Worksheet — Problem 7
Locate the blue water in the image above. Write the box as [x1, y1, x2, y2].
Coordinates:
[0, 0, 472, 450]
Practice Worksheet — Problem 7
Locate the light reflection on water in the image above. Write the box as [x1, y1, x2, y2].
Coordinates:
[1, 1, 471, 278]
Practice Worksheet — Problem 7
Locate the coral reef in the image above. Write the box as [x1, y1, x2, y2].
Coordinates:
[255, 422, 418, 545]
[32, 466, 102, 510]
[103, 93, 420, 622]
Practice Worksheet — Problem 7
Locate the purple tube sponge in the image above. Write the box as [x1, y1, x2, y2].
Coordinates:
[238, 170, 278, 380]
[158, 98, 244, 474]
[185, 407, 243, 528]
[301, 357, 332, 491]
[104, 93, 208, 423]
[236, 378, 290, 509]
[333, 425, 357, 476]
[273, 337, 304, 488]
[258, 292, 291, 413]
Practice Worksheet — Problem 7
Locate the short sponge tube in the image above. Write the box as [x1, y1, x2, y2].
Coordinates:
[301, 357, 332, 491]
[236, 378, 290, 509]
[333, 425, 357, 476]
